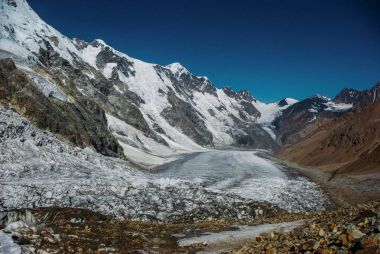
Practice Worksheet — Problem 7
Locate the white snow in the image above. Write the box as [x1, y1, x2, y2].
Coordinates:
[166, 62, 190, 76]
[0, 39, 34, 61]
[0, 230, 21, 254]
[103, 62, 117, 78]
[0, 0, 81, 64]
[24, 69, 68, 102]
[75, 36, 266, 149]
[253, 98, 298, 140]
[192, 90, 239, 145]
[323, 101, 352, 112]
[253, 98, 298, 125]
[0, 49, 68, 102]
[81, 44, 102, 68]
[156, 150, 330, 213]
[106, 113, 183, 168]
[284, 98, 298, 104]
[262, 126, 277, 140]
[178, 220, 304, 249]
[3, 221, 29, 234]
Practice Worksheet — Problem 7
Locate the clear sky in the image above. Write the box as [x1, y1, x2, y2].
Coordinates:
[28, 0, 380, 102]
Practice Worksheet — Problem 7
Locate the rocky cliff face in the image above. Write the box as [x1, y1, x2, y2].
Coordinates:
[273, 95, 352, 145]
[334, 83, 380, 106]
[0, 0, 281, 164]
[0, 57, 124, 157]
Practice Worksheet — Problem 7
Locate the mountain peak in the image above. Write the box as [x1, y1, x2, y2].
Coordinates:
[309, 94, 330, 101]
[1, 0, 79, 63]
[92, 39, 107, 47]
[278, 98, 298, 107]
[166, 62, 190, 76]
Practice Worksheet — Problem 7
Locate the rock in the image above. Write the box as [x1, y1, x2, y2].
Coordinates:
[313, 240, 320, 250]
[310, 223, 318, 230]
[338, 233, 349, 246]
[347, 225, 366, 241]
[361, 235, 380, 248]
[265, 248, 277, 254]
[319, 228, 326, 237]
[356, 246, 380, 254]
[302, 240, 316, 250]
[43, 236, 56, 243]
[256, 236, 264, 242]
[4, 221, 30, 234]
[328, 223, 337, 233]
[318, 248, 336, 254]
[261, 232, 270, 240]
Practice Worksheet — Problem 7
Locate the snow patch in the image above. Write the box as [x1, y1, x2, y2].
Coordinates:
[178, 220, 304, 249]
[323, 101, 352, 112]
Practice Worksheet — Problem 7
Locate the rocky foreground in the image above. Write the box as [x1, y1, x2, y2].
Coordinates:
[0, 202, 379, 253]
[233, 202, 380, 254]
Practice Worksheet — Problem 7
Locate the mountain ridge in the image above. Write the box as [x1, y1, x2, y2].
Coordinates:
[1, 0, 378, 169]
[0, 0, 286, 167]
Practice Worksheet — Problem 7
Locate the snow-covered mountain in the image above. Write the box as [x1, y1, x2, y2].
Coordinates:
[0, 0, 296, 167]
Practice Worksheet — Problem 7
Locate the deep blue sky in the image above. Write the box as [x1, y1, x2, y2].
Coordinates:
[28, 0, 380, 102]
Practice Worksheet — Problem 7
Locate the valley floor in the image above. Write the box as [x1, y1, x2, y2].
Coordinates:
[274, 158, 380, 207]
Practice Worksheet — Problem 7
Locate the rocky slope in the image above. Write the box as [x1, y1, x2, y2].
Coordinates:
[0, 57, 124, 158]
[273, 83, 380, 146]
[269, 83, 380, 206]
[0, 0, 293, 167]
[334, 83, 380, 106]
[233, 202, 380, 254]
[276, 98, 380, 205]
[278, 101, 380, 174]
[272, 95, 353, 145]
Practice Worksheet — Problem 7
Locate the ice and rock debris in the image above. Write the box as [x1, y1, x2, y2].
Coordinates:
[0, 108, 284, 222]
[0, 230, 21, 254]
[155, 150, 331, 213]
[177, 220, 304, 249]
[0, 106, 330, 220]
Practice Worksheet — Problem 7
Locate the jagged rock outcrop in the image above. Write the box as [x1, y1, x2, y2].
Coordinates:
[222, 87, 261, 118]
[0, 58, 124, 157]
[161, 90, 213, 146]
[273, 95, 351, 145]
[334, 83, 380, 106]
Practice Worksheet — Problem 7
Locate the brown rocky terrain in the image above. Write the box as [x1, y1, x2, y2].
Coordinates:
[1, 202, 379, 253]
[273, 96, 344, 145]
[277, 101, 380, 205]
[233, 202, 380, 254]
[278, 101, 380, 175]
[0, 205, 277, 253]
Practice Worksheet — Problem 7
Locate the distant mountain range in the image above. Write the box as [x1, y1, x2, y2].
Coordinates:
[278, 85, 380, 176]
[1, 0, 379, 171]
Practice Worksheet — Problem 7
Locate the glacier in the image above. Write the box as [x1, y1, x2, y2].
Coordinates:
[0, 108, 330, 222]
